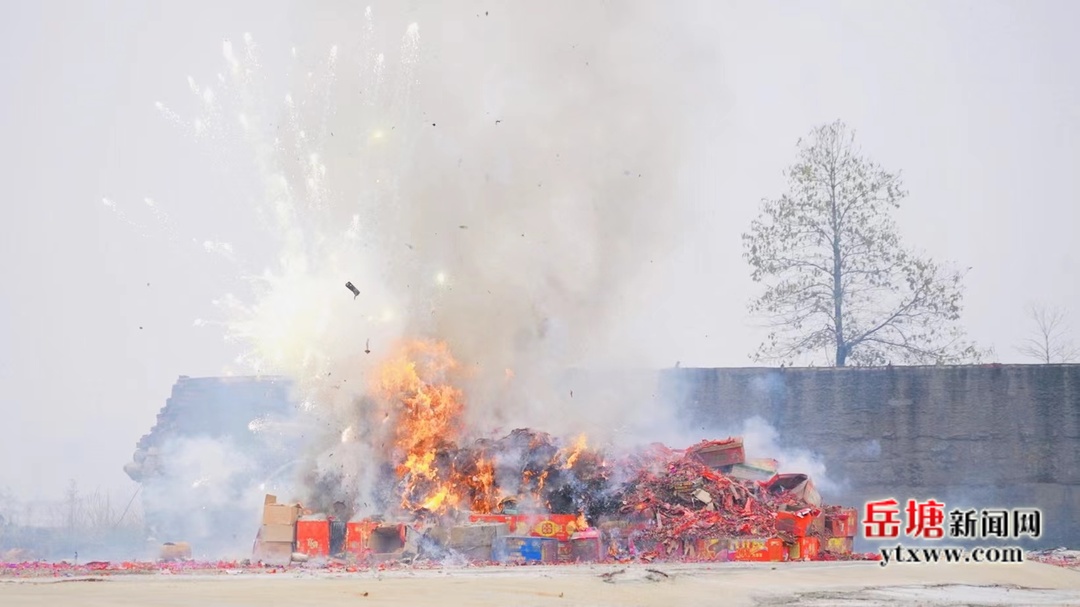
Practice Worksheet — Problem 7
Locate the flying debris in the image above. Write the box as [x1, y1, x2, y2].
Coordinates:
[345, 282, 360, 299]
[365, 338, 371, 355]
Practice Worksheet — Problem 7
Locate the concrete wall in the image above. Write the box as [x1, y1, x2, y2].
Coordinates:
[661, 364, 1080, 549]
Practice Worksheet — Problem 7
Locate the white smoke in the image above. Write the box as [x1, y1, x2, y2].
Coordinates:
[130, 2, 718, 518]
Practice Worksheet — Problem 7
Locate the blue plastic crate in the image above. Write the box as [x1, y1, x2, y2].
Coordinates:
[494, 535, 558, 563]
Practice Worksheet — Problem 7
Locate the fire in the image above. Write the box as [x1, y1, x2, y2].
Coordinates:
[374, 339, 465, 513]
[370, 338, 602, 520]
[562, 434, 589, 469]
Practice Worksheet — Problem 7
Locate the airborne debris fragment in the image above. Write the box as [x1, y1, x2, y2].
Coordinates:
[345, 282, 360, 299]
[365, 339, 371, 354]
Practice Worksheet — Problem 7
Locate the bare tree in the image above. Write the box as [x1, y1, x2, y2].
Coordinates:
[742, 120, 986, 366]
[1017, 303, 1079, 363]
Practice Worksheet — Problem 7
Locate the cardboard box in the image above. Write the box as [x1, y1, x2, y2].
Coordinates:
[522, 514, 585, 542]
[345, 520, 378, 556]
[825, 536, 854, 554]
[826, 508, 858, 538]
[159, 542, 191, 561]
[448, 523, 508, 549]
[456, 545, 494, 562]
[788, 536, 822, 561]
[765, 474, 822, 507]
[731, 537, 785, 562]
[259, 524, 296, 544]
[728, 458, 779, 481]
[296, 516, 330, 557]
[369, 524, 406, 554]
[262, 495, 302, 526]
[253, 540, 293, 565]
[570, 529, 603, 562]
[687, 438, 746, 468]
[695, 537, 732, 561]
[557, 541, 574, 563]
[467, 513, 528, 533]
[775, 508, 822, 538]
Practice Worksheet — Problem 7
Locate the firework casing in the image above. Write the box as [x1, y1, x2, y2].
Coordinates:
[570, 529, 603, 562]
[788, 536, 822, 560]
[731, 537, 786, 562]
[825, 536, 853, 554]
[826, 508, 858, 537]
[296, 516, 330, 557]
[494, 536, 558, 564]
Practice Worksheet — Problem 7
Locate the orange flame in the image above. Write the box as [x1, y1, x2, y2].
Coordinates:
[374, 339, 465, 513]
[371, 338, 596, 520]
[562, 434, 589, 470]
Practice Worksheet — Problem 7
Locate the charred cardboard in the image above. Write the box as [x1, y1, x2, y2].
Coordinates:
[728, 458, 779, 481]
[765, 473, 822, 507]
[686, 438, 745, 468]
[775, 508, 823, 537]
[570, 529, 603, 562]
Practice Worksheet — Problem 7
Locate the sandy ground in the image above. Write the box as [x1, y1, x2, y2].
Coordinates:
[3, 561, 1080, 606]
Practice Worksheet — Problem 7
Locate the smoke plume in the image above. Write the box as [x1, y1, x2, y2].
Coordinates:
[142, 2, 713, 517]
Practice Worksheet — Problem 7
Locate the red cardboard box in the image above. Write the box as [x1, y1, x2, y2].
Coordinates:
[296, 517, 330, 557]
[345, 520, 378, 556]
[731, 537, 785, 562]
[468, 513, 528, 534]
[775, 508, 822, 538]
[788, 536, 822, 560]
[827, 508, 858, 537]
[570, 529, 603, 562]
[522, 514, 585, 542]
[687, 438, 746, 468]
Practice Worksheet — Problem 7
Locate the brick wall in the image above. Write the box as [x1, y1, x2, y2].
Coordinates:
[661, 364, 1080, 549]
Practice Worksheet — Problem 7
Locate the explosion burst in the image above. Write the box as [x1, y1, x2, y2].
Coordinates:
[110, 4, 695, 528]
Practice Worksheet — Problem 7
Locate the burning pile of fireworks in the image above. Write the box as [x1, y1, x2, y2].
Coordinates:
[276, 337, 861, 564]
[306, 338, 618, 522]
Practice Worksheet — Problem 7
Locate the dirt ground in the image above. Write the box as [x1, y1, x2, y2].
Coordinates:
[3, 561, 1080, 606]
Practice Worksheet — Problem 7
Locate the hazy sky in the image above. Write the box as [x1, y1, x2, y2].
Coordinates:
[2, 0, 1078, 502]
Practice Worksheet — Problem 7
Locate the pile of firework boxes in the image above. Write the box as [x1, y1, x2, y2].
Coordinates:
[250, 436, 858, 565]
[253, 495, 302, 565]
[591, 439, 858, 563]
[250, 497, 603, 565]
